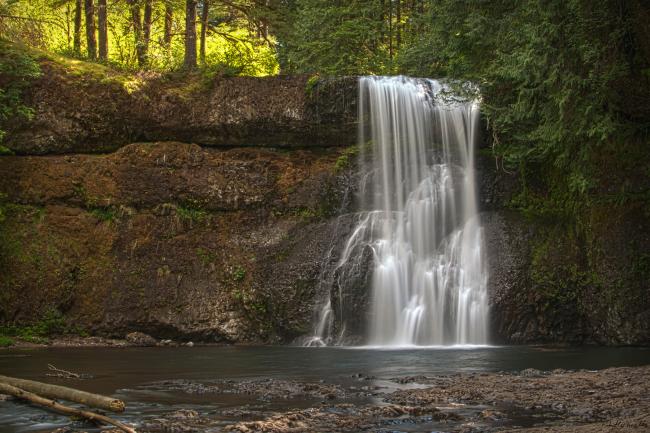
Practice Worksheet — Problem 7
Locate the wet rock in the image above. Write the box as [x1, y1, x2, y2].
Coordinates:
[391, 375, 429, 384]
[551, 401, 567, 412]
[570, 407, 595, 421]
[169, 409, 199, 419]
[519, 368, 545, 377]
[126, 332, 158, 346]
[142, 378, 355, 402]
[480, 409, 506, 420]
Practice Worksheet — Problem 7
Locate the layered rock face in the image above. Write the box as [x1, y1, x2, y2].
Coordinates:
[0, 142, 352, 342]
[3, 61, 358, 155]
[0, 60, 647, 345]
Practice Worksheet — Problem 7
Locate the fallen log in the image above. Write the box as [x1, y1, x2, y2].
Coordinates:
[0, 375, 124, 412]
[0, 383, 136, 433]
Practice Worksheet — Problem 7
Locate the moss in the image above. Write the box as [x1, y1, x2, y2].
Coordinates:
[334, 145, 360, 173]
[0, 201, 114, 330]
[275, 249, 290, 262]
[176, 204, 208, 222]
[196, 247, 217, 265]
[89, 206, 116, 222]
[0, 39, 42, 142]
[305, 74, 320, 95]
[231, 288, 270, 326]
[294, 207, 318, 219]
[0, 308, 87, 344]
[72, 183, 107, 209]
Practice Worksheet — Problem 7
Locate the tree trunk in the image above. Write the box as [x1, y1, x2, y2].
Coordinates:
[143, 0, 153, 64]
[0, 375, 124, 413]
[98, 0, 108, 60]
[73, 0, 82, 55]
[388, 0, 393, 60]
[199, 0, 209, 64]
[184, 0, 197, 68]
[0, 383, 135, 433]
[163, 1, 173, 50]
[127, 0, 145, 67]
[380, 0, 385, 43]
[84, 0, 97, 59]
[396, 0, 401, 49]
[66, 3, 71, 49]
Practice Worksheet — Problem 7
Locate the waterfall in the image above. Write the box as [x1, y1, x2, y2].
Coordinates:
[307, 76, 488, 347]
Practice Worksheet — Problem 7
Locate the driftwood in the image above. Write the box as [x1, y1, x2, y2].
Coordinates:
[0, 382, 136, 433]
[46, 364, 89, 379]
[0, 375, 124, 412]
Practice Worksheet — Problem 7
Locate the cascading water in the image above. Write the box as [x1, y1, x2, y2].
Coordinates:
[306, 76, 488, 347]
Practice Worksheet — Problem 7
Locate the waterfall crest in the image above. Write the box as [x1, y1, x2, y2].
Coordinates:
[307, 76, 488, 347]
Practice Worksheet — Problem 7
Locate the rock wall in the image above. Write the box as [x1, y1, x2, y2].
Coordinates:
[477, 152, 650, 345]
[0, 142, 352, 342]
[3, 61, 358, 155]
[0, 57, 647, 345]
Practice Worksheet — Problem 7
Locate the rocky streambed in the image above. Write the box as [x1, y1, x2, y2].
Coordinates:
[107, 366, 649, 433]
[1, 346, 648, 432]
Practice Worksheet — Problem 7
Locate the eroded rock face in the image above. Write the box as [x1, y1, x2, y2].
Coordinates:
[477, 152, 650, 345]
[0, 142, 354, 342]
[3, 61, 358, 155]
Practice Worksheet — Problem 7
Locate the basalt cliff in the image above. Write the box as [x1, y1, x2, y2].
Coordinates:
[1, 57, 648, 345]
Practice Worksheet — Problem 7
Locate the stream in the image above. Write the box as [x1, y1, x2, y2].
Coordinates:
[1, 345, 648, 432]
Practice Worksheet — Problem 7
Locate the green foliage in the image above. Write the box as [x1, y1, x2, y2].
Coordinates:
[1, 0, 279, 75]
[0, 336, 14, 347]
[0, 39, 41, 141]
[201, 28, 279, 77]
[399, 0, 649, 218]
[0, 309, 86, 344]
[231, 265, 246, 282]
[283, 0, 391, 75]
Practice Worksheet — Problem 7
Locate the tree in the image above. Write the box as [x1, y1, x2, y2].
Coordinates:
[397, 0, 650, 214]
[163, 0, 174, 52]
[142, 0, 153, 64]
[199, 0, 209, 64]
[127, 0, 143, 66]
[84, 0, 96, 59]
[184, 0, 197, 68]
[283, 0, 388, 75]
[97, 0, 107, 60]
[73, 0, 82, 55]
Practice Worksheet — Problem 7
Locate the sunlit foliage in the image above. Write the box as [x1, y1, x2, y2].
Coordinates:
[0, 0, 278, 75]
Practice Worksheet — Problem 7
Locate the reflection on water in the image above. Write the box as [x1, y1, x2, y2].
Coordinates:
[0, 346, 648, 432]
